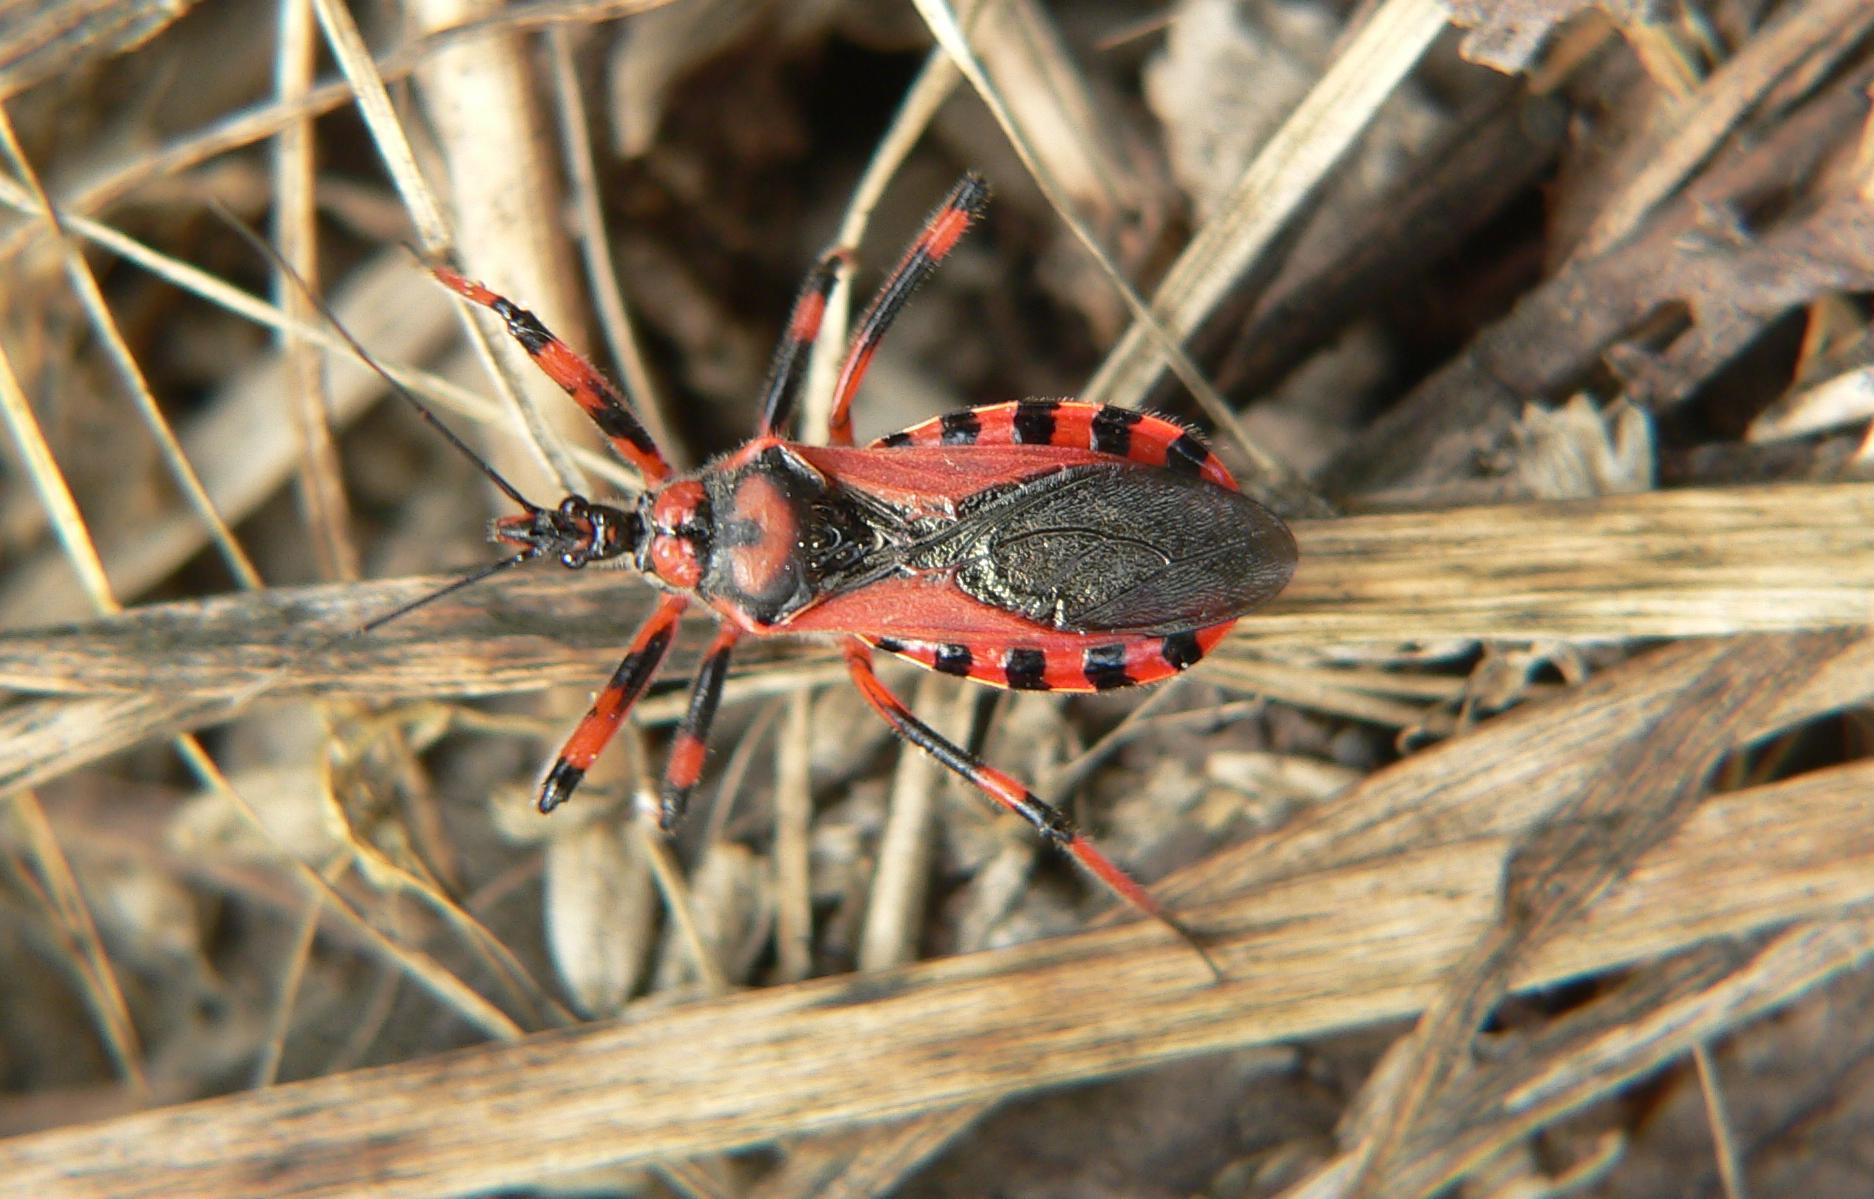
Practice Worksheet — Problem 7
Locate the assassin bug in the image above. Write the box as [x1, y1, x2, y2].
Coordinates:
[424, 175, 1296, 947]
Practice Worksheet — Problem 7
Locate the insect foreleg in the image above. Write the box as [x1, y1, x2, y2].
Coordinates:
[538, 593, 688, 812]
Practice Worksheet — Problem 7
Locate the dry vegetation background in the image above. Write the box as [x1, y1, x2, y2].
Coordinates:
[0, 0, 1872, 1196]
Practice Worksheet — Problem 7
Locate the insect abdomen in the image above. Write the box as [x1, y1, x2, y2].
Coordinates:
[876, 399, 1236, 490]
[781, 403, 1298, 694]
[867, 624, 1236, 693]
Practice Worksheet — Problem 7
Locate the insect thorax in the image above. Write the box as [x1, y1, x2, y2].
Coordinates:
[699, 444, 907, 627]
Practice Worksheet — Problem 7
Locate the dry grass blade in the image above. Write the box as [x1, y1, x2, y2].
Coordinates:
[912, 0, 1301, 492]
[310, 0, 450, 252]
[1570, 0, 1874, 258]
[1342, 632, 1856, 1196]
[4, 483, 1866, 701]
[0, 249, 461, 618]
[9, 794, 146, 1093]
[1079, 0, 1447, 419]
[857, 673, 951, 972]
[772, 694, 814, 983]
[0, 572, 839, 799]
[410, 0, 592, 499]
[1257, 483, 1874, 644]
[1165, 633, 1874, 912]
[0, 0, 198, 101]
[0, 630, 1868, 1196]
[1693, 1040, 1749, 1199]
[7, 4, 1874, 1193]
[276, 0, 359, 586]
[964, 0, 1163, 242]
[0, 106, 262, 592]
[545, 24, 682, 464]
[1347, 916, 1874, 1198]
[0, 254, 116, 611]
[0, 693, 234, 798]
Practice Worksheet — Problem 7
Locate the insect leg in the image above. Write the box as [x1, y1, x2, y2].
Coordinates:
[841, 641, 1215, 969]
[754, 251, 849, 439]
[658, 625, 741, 830]
[539, 593, 688, 813]
[433, 267, 673, 485]
[826, 174, 990, 447]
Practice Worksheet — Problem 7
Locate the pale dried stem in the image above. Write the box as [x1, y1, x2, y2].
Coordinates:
[5, 729, 1869, 1196]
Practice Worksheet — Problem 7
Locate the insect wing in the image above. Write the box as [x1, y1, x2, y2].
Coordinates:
[925, 463, 1294, 634]
[779, 444, 1294, 638]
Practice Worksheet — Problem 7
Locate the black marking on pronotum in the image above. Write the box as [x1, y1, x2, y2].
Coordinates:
[1012, 400, 1058, 445]
[879, 430, 914, 447]
[940, 410, 982, 445]
[1161, 631, 1202, 671]
[874, 635, 908, 653]
[1082, 642, 1133, 691]
[1091, 406, 1142, 457]
[933, 643, 974, 676]
[1004, 647, 1048, 690]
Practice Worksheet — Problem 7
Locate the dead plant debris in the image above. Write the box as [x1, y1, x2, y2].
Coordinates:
[0, 2, 1872, 1197]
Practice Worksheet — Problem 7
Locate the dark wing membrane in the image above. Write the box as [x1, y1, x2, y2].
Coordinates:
[906, 464, 1296, 634]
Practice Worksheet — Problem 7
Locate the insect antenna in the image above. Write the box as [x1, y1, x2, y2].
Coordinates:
[207, 204, 615, 644]
[212, 205, 542, 516]
[346, 550, 537, 639]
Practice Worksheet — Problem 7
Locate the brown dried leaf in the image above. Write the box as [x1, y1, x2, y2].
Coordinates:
[1329, 64, 1874, 501]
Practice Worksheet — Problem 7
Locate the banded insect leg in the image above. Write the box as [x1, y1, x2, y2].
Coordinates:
[754, 252, 849, 439]
[826, 175, 990, 447]
[538, 594, 688, 812]
[657, 626, 741, 830]
[840, 640, 1217, 973]
[433, 267, 673, 485]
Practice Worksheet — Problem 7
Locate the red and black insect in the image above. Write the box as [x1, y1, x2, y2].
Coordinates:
[424, 175, 1296, 946]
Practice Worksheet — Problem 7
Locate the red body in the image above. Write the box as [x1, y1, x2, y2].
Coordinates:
[437, 174, 1297, 955]
[645, 401, 1295, 692]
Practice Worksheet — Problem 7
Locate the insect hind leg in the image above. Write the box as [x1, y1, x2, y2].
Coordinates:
[840, 640, 1217, 973]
